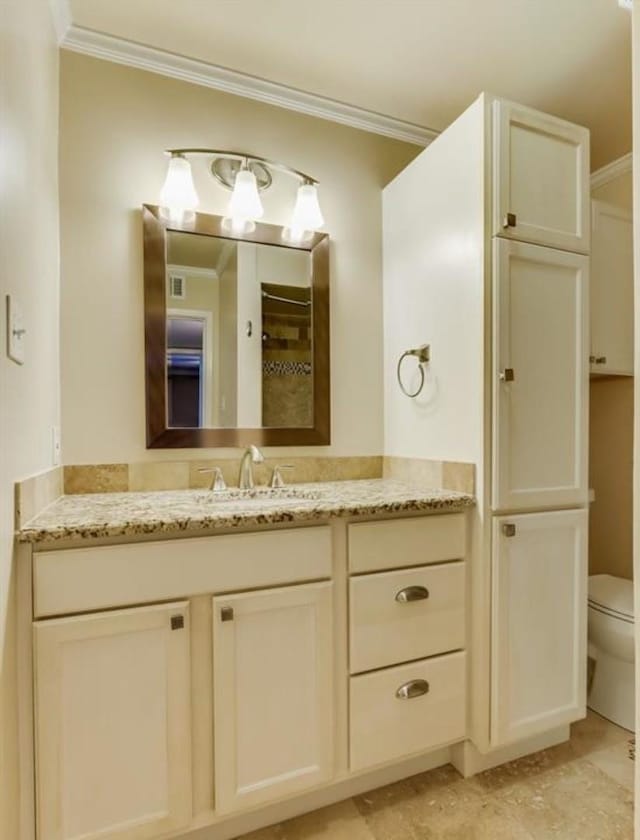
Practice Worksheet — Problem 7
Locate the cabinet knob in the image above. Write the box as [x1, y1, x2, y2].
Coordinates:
[499, 368, 515, 382]
[396, 679, 430, 700]
[395, 585, 430, 603]
[220, 606, 234, 622]
[170, 615, 184, 630]
[502, 523, 516, 538]
[503, 212, 517, 229]
[593, 356, 607, 365]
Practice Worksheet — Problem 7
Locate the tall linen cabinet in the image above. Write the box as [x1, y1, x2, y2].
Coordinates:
[383, 94, 589, 753]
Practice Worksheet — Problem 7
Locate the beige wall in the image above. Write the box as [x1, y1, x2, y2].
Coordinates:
[59, 52, 418, 463]
[590, 170, 634, 580]
[0, 1, 60, 835]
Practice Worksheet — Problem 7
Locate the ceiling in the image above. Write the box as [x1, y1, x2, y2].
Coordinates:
[67, 0, 632, 169]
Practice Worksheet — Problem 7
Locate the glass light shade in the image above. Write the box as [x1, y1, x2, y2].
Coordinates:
[290, 183, 324, 231]
[160, 155, 199, 223]
[228, 168, 264, 221]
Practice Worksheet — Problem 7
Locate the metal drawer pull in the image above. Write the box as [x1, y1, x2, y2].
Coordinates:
[396, 679, 430, 700]
[395, 585, 430, 603]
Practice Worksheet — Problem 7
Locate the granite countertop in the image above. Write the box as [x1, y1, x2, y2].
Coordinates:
[16, 479, 475, 544]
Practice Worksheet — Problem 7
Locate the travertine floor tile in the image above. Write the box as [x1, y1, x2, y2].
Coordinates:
[238, 712, 634, 839]
[242, 800, 375, 840]
[569, 711, 630, 759]
[587, 742, 635, 792]
[488, 758, 633, 839]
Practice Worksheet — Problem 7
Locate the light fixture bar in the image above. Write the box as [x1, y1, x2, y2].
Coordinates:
[164, 148, 319, 185]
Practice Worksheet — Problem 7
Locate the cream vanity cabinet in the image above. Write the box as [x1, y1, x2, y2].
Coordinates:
[34, 602, 193, 840]
[492, 99, 590, 253]
[28, 511, 469, 840]
[590, 200, 634, 376]
[348, 515, 467, 772]
[383, 93, 590, 754]
[212, 582, 334, 814]
[492, 238, 589, 511]
[491, 510, 588, 745]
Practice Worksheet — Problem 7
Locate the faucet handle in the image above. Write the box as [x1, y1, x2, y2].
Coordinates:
[198, 466, 227, 492]
[270, 464, 294, 489]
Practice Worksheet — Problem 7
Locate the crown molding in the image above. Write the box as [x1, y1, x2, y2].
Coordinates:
[61, 26, 437, 147]
[591, 152, 632, 190]
[48, 0, 72, 44]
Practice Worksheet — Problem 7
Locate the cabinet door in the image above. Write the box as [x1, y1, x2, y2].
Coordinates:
[493, 100, 590, 253]
[35, 602, 192, 840]
[213, 582, 333, 814]
[491, 510, 587, 746]
[493, 239, 588, 511]
[590, 200, 634, 376]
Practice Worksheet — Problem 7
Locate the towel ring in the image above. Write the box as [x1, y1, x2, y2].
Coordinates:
[397, 345, 430, 398]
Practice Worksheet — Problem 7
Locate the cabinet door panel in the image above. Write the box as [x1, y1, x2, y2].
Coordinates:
[493, 239, 588, 511]
[35, 603, 192, 840]
[493, 100, 590, 253]
[590, 200, 634, 376]
[491, 510, 587, 746]
[213, 582, 333, 814]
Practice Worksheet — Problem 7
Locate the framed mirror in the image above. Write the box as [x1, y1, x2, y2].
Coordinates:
[142, 205, 330, 447]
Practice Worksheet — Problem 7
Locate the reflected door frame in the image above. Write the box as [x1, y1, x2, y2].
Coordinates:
[167, 308, 214, 427]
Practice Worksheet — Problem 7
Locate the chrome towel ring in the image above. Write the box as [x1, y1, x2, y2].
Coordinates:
[397, 344, 430, 398]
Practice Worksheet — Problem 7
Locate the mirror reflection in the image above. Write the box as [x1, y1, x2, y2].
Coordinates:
[165, 231, 313, 429]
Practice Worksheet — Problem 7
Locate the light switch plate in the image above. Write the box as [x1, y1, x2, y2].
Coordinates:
[6, 295, 26, 365]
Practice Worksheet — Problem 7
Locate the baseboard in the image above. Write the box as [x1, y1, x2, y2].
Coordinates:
[450, 726, 570, 778]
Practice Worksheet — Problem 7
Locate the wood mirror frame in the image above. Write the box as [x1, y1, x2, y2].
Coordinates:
[142, 204, 330, 448]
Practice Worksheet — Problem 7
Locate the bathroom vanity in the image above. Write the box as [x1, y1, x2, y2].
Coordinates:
[18, 481, 476, 840]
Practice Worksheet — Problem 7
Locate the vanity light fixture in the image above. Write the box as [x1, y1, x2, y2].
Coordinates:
[159, 149, 325, 242]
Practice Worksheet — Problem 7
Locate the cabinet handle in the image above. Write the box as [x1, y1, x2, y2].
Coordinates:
[395, 585, 430, 603]
[503, 212, 517, 228]
[502, 523, 516, 537]
[396, 679, 430, 700]
[170, 615, 184, 630]
[594, 356, 607, 365]
[499, 368, 515, 382]
[220, 606, 234, 622]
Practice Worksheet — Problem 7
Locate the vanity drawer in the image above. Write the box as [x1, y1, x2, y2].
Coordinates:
[350, 651, 466, 771]
[348, 513, 466, 573]
[349, 561, 465, 673]
[33, 526, 331, 617]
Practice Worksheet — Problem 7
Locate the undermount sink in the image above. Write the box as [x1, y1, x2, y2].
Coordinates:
[195, 487, 322, 504]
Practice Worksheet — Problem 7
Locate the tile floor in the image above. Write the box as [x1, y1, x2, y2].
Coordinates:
[243, 712, 634, 839]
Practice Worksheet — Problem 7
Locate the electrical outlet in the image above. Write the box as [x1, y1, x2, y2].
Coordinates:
[52, 426, 61, 466]
[6, 295, 26, 364]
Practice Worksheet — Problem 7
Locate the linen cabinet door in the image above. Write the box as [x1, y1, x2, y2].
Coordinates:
[34, 602, 192, 840]
[492, 239, 588, 511]
[213, 582, 333, 814]
[491, 510, 587, 746]
[590, 200, 634, 376]
[493, 100, 590, 253]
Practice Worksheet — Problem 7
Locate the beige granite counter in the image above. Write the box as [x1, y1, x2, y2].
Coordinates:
[17, 479, 474, 544]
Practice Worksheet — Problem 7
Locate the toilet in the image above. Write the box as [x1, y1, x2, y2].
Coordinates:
[588, 574, 635, 731]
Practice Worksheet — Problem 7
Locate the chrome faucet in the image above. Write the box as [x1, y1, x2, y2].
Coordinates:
[238, 445, 264, 490]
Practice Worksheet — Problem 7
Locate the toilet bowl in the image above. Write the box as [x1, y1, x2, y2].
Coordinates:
[587, 574, 635, 731]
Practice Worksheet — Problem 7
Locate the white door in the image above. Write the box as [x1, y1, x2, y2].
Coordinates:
[493, 100, 590, 254]
[491, 510, 587, 746]
[35, 603, 192, 840]
[493, 239, 588, 512]
[213, 582, 334, 814]
[590, 200, 634, 376]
